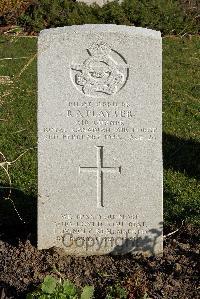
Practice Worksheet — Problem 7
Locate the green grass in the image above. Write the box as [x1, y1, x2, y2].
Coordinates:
[162, 36, 200, 225]
[0, 35, 199, 230]
[0, 36, 37, 226]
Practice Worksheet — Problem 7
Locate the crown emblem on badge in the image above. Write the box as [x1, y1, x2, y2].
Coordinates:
[88, 41, 111, 56]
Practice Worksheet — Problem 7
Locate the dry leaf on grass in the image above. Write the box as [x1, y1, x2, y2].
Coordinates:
[0, 76, 13, 85]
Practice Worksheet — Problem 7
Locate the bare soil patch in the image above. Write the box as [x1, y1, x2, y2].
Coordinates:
[0, 225, 199, 299]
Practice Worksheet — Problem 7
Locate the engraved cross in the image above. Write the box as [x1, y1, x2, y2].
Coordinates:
[79, 146, 121, 208]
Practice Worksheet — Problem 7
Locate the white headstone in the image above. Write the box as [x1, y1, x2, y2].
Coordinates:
[76, 0, 119, 6]
[38, 25, 163, 255]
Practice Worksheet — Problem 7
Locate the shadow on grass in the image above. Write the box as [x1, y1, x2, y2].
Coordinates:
[0, 186, 37, 246]
[163, 133, 200, 225]
[163, 132, 200, 180]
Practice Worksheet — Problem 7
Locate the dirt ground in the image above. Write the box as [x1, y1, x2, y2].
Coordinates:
[0, 224, 199, 299]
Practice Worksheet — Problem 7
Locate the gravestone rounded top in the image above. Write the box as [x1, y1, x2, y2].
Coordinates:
[39, 24, 161, 39]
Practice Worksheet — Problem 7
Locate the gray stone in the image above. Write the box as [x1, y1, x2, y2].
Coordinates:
[76, 0, 120, 6]
[38, 24, 163, 255]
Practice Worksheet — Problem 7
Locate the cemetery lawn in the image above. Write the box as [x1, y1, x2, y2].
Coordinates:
[0, 34, 199, 298]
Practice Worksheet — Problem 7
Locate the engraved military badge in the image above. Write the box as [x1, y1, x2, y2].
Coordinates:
[70, 41, 128, 97]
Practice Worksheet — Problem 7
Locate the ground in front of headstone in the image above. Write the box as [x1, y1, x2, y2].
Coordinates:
[0, 224, 199, 299]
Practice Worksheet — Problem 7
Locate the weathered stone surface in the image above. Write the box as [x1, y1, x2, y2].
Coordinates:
[38, 25, 163, 255]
